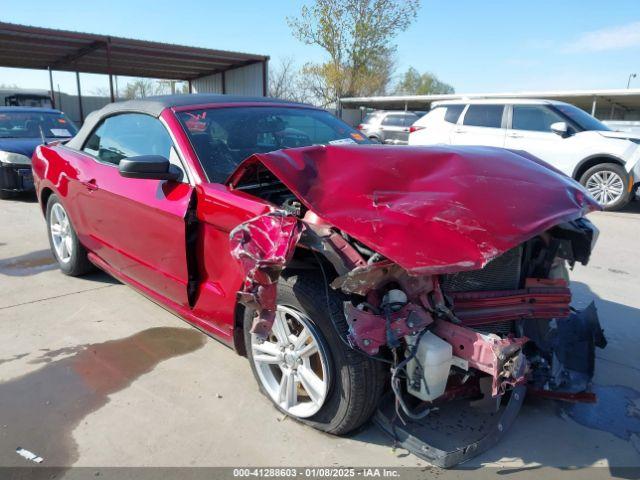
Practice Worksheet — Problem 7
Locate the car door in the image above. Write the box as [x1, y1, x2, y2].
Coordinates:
[452, 104, 506, 147]
[380, 114, 409, 144]
[504, 104, 580, 176]
[77, 113, 193, 308]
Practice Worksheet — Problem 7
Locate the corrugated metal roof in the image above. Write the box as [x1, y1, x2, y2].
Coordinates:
[341, 88, 640, 111]
[0, 21, 269, 80]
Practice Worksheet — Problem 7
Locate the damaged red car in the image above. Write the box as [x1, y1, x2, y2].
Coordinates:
[33, 95, 607, 467]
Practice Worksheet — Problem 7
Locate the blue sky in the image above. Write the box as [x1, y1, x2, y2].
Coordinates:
[1, 0, 639, 95]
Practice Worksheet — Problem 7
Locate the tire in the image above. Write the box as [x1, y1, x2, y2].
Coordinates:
[46, 194, 93, 276]
[244, 270, 386, 435]
[579, 162, 630, 211]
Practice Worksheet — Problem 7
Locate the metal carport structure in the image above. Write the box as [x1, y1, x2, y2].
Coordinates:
[340, 88, 640, 123]
[0, 22, 269, 121]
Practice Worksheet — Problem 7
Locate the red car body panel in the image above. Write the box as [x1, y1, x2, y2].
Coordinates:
[32, 105, 288, 345]
[229, 145, 599, 274]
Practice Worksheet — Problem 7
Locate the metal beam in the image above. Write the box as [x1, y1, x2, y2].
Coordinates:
[106, 39, 115, 102]
[262, 60, 268, 97]
[51, 40, 105, 68]
[75, 70, 84, 123]
[48, 67, 55, 109]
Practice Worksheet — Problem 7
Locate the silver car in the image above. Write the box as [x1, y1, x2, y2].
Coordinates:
[357, 111, 420, 145]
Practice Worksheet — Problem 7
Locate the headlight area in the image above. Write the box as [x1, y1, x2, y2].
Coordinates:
[0, 151, 35, 194]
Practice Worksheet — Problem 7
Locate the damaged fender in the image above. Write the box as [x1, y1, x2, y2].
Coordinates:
[229, 211, 303, 339]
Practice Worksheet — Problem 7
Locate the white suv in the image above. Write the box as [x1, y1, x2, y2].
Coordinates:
[409, 99, 640, 211]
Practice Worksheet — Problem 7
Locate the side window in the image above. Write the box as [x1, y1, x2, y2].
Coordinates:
[463, 105, 504, 128]
[512, 105, 565, 132]
[402, 114, 419, 126]
[82, 113, 174, 166]
[414, 107, 446, 127]
[444, 105, 465, 124]
[382, 115, 404, 127]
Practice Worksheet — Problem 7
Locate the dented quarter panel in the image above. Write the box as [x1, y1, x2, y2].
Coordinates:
[229, 144, 600, 274]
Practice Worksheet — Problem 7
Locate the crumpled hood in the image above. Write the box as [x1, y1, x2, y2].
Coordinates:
[230, 145, 599, 274]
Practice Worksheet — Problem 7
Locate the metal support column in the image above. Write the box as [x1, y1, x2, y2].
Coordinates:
[262, 60, 268, 97]
[48, 67, 55, 109]
[221, 70, 226, 94]
[75, 70, 84, 123]
[591, 97, 597, 116]
[188, 80, 193, 93]
[106, 39, 115, 102]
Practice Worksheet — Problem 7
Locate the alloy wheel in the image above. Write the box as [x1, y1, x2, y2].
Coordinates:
[251, 305, 329, 418]
[50, 203, 73, 263]
[585, 170, 625, 206]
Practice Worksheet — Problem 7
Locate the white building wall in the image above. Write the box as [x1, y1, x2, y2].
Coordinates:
[225, 62, 264, 96]
[192, 62, 265, 96]
[192, 73, 223, 94]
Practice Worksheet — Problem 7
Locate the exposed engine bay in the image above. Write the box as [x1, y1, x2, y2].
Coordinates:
[226, 144, 607, 467]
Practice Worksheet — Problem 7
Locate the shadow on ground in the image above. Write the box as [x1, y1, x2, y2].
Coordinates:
[0, 249, 118, 284]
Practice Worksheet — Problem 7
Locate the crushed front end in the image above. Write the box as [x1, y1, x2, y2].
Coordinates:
[227, 144, 606, 467]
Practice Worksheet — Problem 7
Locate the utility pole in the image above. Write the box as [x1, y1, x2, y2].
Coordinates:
[627, 73, 637, 89]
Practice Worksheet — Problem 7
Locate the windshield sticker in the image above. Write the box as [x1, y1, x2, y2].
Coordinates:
[49, 128, 72, 137]
[329, 138, 357, 145]
[350, 132, 364, 141]
[185, 112, 207, 132]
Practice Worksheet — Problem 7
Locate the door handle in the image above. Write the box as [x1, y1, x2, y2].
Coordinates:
[455, 128, 466, 134]
[507, 133, 523, 138]
[82, 179, 98, 191]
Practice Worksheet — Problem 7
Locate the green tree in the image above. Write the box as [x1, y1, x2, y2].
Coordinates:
[288, 0, 420, 107]
[394, 67, 455, 95]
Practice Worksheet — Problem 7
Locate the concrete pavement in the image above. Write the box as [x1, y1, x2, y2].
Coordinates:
[0, 194, 638, 478]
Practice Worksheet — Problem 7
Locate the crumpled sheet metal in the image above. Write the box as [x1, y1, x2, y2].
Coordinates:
[229, 145, 600, 275]
[229, 211, 303, 338]
[431, 319, 529, 397]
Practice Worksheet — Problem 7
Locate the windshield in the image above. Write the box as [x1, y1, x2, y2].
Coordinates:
[553, 104, 611, 132]
[0, 111, 78, 139]
[177, 106, 369, 183]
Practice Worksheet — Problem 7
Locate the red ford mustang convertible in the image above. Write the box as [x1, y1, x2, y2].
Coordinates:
[33, 95, 606, 467]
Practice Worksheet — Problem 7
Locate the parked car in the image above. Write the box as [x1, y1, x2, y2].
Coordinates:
[408, 99, 640, 211]
[0, 107, 77, 198]
[357, 110, 420, 144]
[4, 92, 53, 108]
[33, 94, 605, 467]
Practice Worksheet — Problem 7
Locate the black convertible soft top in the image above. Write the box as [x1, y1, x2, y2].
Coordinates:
[66, 94, 310, 150]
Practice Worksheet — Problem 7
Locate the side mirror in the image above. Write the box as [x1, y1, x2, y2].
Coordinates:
[550, 121, 569, 137]
[119, 155, 180, 181]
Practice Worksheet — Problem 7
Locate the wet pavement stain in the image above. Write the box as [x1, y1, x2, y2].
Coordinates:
[562, 384, 640, 453]
[0, 327, 206, 469]
[0, 250, 57, 276]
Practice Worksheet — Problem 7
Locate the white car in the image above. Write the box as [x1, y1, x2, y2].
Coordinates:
[409, 99, 640, 211]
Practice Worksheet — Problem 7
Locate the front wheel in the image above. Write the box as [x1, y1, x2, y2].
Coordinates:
[244, 271, 386, 435]
[580, 163, 630, 211]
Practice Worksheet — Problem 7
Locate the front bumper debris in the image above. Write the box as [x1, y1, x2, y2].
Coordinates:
[374, 384, 527, 468]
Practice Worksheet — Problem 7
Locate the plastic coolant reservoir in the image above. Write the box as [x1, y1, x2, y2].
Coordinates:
[406, 331, 453, 402]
